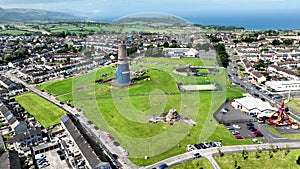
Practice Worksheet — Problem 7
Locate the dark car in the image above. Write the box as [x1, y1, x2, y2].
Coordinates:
[193, 153, 202, 158]
[246, 122, 254, 126]
[159, 163, 168, 169]
[194, 144, 201, 149]
[199, 143, 206, 149]
[253, 93, 259, 97]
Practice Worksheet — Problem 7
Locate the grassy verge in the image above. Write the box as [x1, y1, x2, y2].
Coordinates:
[267, 126, 300, 140]
[214, 149, 300, 169]
[171, 158, 213, 169]
[287, 98, 300, 113]
[15, 93, 66, 128]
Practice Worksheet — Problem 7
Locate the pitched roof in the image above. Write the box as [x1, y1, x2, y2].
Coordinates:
[61, 115, 102, 168]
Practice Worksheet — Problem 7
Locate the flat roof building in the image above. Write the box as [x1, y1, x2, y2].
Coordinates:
[265, 81, 300, 92]
[232, 96, 276, 115]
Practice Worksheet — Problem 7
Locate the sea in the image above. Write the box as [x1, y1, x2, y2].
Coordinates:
[185, 12, 300, 30]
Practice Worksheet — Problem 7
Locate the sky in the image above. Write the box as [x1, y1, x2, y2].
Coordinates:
[0, 0, 300, 29]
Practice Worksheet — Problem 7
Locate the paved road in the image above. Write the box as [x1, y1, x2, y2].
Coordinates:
[142, 141, 300, 169]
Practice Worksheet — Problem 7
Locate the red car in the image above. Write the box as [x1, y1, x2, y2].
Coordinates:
[108, 135, 114, 141]
[252, 130, 261, 134]
[235, 135, 244, 139]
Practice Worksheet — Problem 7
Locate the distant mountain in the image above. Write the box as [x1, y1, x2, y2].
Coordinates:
[0, 7, 86, 23]
[113, 13, 191, 26]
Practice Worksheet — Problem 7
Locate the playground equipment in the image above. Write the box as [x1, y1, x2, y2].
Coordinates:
[268, 100, 293, 127]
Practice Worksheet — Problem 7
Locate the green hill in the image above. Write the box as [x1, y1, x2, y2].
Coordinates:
[0, 7, 85, 23]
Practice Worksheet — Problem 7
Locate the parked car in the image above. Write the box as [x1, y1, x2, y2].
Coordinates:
[194, 144, 201, 149]
[232, 124, 241, 129]
[234, 135, 244, 139]
[256, 133, 264, 137]
[199, 143, 206, 149]
[186, 144, 196, 151]
[108, 135, 114, 141]
[231, 130, 240, 135]
[209, 142, 217, 147]
[159, 163, 168, 169]
[246, 122, 254, 126]
[203, 142, 210, 148]
[123, 150, 129, 156]
[193, 153, 202, 158]
[215, 142, 222, 147]
[227, 126, 235, 130]
[252, 130, 261, 134]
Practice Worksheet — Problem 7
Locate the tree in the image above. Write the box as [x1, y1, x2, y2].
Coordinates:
[163, 42, 169, 48]
[283, 39, 293, 46]
[296, 155, 300, 165]
[242, 149, 248, 160]
[272, 39, 281, 46]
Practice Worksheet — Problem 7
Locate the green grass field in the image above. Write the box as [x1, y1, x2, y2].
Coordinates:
[36, 65, 115, 96]
[171, 158, 213, 169]
[214, 149, 300, 169]
[287, 98, 300, 114]
[32, 57, 253, 166]
[15, 93, 66, 128]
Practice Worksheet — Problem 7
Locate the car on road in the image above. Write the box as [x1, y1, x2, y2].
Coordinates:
[231, 130, 240, 135]
[234, 135, 244, 139]
[193, 153, 202, 158]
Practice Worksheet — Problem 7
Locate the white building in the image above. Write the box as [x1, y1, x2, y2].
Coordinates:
[232, 96, 276, 116]
[163, 48, 199, 58]
[265, 81, 300, 92]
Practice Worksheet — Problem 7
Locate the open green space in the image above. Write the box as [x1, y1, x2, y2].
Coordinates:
[214, 149, 300, 169]
[171, 158, 213, 169]
[15, 93, 66, 128]
[36, 65, 115, 96]
[35, 57, 253, 166]
[0, 29, 29, 35]
[287, 98, 300, 114]
[266, 126, 300, 140]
